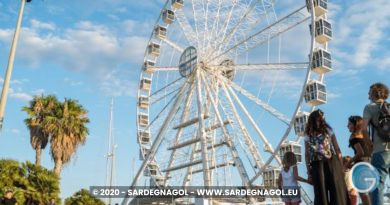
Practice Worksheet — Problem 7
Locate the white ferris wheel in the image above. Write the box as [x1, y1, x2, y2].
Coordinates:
[125, 0, 332, 204]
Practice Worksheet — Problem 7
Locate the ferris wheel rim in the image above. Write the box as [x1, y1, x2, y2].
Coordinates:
[134, 0, 324, 189]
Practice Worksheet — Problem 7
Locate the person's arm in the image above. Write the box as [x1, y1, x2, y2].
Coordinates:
[352, 142, 364, 163]
[362, 119, 370, 139]
[304, 140, 312, 184]
[331, 133, 342, 162]
[277, 172, 283, 189]
[362, 105, 372, 140]
[293, 166, 308, 184]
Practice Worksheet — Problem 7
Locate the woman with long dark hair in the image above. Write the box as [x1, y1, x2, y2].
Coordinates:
[304, 109, 349, 205]
[347, 116, 372, 205]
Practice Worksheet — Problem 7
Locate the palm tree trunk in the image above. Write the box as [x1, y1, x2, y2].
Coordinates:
[35, 145, 41, 166]
[54, 159, 62, 176]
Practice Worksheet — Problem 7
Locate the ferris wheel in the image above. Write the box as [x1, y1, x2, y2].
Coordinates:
[125, 0, 332, 204]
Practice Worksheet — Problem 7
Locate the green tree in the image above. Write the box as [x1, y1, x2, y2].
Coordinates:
[0, 159, 60, 205]
[44, 99, 89, 176]
[64, 189, 105, 205]
[22, 95, 59, 166]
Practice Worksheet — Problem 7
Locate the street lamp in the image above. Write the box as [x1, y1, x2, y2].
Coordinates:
[0, 0, 32, 131]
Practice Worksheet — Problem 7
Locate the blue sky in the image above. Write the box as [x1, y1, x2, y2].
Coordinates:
[0, 0, 389, 202]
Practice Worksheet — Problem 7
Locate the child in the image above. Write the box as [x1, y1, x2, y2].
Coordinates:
[278, 151, 307, 205]
[343, 156, 357, 205]
[347, 116, 372, 205]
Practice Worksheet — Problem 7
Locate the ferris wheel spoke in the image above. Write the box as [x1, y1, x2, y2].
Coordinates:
[175, 9, 198, 46]
[191, 0, 202, 49]
[126, 78, 191, 197]
[201, 72, 264, 170]
[150, 87, 181, 105]
[211, 0, 236, 54]
[195, 70, 212, 187]
[162, 38, 185, 53]
[198, 71, 254, 190]
[224, 83, 282, 165]
[230, 81, 290, 125]
[204, 0, 222, 53]
[164, 83, 195, 185]
[220, 62, 309, 71]
[147, 66, 179, 72]
[210, 5, 309, 62]
[149, 76, 184, 98]
[213, 1, 269, 56]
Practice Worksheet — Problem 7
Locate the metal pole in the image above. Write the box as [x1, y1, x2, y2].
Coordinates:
[121, 77, 191, 205]
[164, 84, 195, 185]
[195, 69, 212, 188]
[0, 0, 28, 130]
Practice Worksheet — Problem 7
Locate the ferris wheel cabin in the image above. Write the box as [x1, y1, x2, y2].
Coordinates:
[311, 48, 332, 74]
[150, 176, 165, 188]
[148, 43, 161, 57]
[138, 95, 149, 109]
[304, 80, 327, 106]
[138, 131, 151, 145]
[139, 147, 150, 160]
[162, 9, 175, 24]
[310, 18, 332, 44]
[279, 141, 302, 163]
[171, 0, 184, 9]
[140, 77, 152, 92]
[138, 113, 149, 127]
[294, 112, 309, 137]
[154, 26, 167, 39]
[143, 162, 158, 177]
[306, 0, 328, 17]
[143, 60, 155, 74]
[263, 168, 281, 187]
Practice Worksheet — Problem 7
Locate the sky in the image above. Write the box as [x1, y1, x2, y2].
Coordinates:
[0, 0, 389, 203]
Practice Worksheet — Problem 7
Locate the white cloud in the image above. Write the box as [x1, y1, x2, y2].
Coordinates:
[0, 20, 149, 97]
[32, 89, 45, 95]
[9, 88, 33, 101]
[30, 19, 56, 31]
[11, 128, 21, 135]
[332, 0, 390, 70]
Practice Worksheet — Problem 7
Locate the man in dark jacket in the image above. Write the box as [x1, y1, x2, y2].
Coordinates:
[0, 190, 17, 205]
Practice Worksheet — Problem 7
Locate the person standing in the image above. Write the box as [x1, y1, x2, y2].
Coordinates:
[304, 109, 349, 205]
[362, 82, 390, 205]
[343, 156, 357, 205]
[278, 151, 308, 205]
[0, 190, 18, 205]
[347, 115, 372, 205]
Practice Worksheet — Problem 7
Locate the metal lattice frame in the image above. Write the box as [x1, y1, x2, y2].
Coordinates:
[124, 0, 332, 204]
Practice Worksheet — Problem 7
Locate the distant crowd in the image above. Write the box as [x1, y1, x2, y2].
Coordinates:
[278, 82, 390, 205]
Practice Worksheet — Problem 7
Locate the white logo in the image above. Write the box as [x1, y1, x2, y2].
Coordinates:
[349, 162, 379, 193]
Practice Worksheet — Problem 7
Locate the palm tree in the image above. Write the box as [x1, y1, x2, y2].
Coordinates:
[44, 99, 89, 176]
[22, 95, 58, 166]
[0, 159, 60, 205]
[64, 189, 104, 205]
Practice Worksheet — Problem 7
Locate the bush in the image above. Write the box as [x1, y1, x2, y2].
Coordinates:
[64, 189, 105, 205]
[0, 159, 60, 205]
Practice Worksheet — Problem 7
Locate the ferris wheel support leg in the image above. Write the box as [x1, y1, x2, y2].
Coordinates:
[182, 139, 199, 187]
[121, 77, 192, 205]
[195, 69, 212, 188]
[218, 81, 264, 170]
[200, 72, 257, 204]
[226, 85, 282, 166]
[164, 83, 196, 185]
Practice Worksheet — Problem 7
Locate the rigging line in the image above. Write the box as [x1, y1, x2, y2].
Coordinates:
[208, 5, 308, 63]
[149, 77, 184, 98]
[141, 88, 181, 133]
[151, 86, 181, 105]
